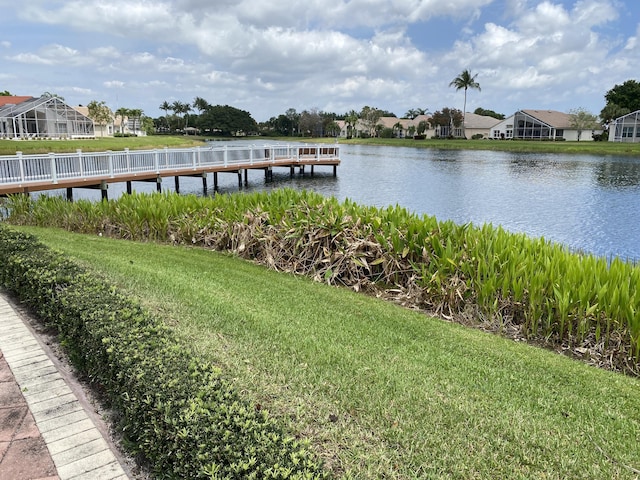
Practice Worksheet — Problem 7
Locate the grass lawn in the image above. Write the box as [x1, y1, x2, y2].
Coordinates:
[0, 135, 206, 155]
[3, 135, 640, 157]
[313, 137, 640, 157]
[16, 226, 640, 479]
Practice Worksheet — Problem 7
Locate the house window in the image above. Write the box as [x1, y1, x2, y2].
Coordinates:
[506, 129, 513, 139]
[623, 126, 634, 138]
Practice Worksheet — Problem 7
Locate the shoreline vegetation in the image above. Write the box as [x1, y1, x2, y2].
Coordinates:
[2, 134, 640, 156]
[1, 189, 640, 478]
[4, 189, 640, 375]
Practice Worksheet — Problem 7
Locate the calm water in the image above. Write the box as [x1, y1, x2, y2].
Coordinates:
[38, 140, 640, 261]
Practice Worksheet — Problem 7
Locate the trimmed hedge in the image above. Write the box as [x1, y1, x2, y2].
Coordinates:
[0, 225, 329, 480]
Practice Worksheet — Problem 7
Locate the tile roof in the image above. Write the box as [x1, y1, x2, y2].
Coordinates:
[463, 112, 501, 129]
[0, 96, 33, 107]
[521, 109, 572, 128]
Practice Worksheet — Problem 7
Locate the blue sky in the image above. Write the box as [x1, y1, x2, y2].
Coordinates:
[0, 0, 638, 122]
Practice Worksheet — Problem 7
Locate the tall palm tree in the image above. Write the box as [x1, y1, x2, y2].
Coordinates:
[115, 107, 130, 134]
[449, 69, 480, 137]
[159, 101, 171, 128]
[193, 96, 210, 114]
[171, 101, 191, 131]
[128, 108, 143, 135]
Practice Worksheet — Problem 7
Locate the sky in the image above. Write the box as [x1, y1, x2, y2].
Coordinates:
[0, 0, 639, 122]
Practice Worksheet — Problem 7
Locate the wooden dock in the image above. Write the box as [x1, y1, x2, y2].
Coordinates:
[0, 144, 340, 200]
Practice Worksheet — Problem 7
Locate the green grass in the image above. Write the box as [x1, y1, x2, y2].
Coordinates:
[0, 135, 206, 155]
[16, 225, 640, 479]
[301, 136, 640, 156]
[4, 134, 640, 157]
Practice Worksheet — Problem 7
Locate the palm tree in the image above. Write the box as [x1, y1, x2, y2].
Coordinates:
[171, 101, 191, 131]
[449, 69, 480, 137]
[193, 97, 210, 114]
[128, 108, 143, 135]
[159, 101, 171, 128]
[115, 107, 130, 134]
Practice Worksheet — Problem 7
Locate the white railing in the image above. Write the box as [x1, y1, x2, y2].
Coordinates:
[0, 144, 339, 186]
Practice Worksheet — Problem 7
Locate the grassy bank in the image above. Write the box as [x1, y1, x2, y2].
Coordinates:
[12, 224, 640, 479]
[3, 134, 640, 157]
[313, 137, 640, 156]
[0, 135, 205, 155]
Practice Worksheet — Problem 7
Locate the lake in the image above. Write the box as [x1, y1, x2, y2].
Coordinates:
[36, 140, 640, 262]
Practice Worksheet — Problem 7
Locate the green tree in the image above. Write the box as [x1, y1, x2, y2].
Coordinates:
[141, 116, 155, 136]
[393, 121, 403, 138]
[430, 107, 464, 137]
[474, 107, 505, 120]
[41, 91, 65, 101]
[159, 101, 172, 128]
[86, 100, 113, 137]
[299, 109, 323, 137]
[115, 107, 130, 134]
[285, 108, 300, 136]
[568, 108, 600, 141]
[193, 97, 210, 114]
[171, 101, 191, 130]
[128, 108, 144, 135]
[449, 69, 481, 135]
[360, 106, 383, 137]
[600, 80, 640, 124]
[0, 90, 11, 96]
[344, 110, 359, 138]
[198, 105, 258, 136]
[404, 108, 427, 120]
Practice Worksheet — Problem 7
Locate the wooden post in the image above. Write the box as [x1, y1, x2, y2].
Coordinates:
[244, 169, 248, 186]
[100, 180, 108, 201]
[214, 172, 218, 190]
[66, 188, 73, 202]
[202, 173, 208, 194]
[311, 165, 315, 176]
[175, 176, 180, 193]
[126, 181, 132, 195]
[237, 170, 242, 188]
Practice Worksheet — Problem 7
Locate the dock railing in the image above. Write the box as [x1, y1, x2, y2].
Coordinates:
[0, 144, 339, 188]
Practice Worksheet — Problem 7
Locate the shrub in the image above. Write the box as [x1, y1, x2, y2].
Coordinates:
[0, 225, 329, 480]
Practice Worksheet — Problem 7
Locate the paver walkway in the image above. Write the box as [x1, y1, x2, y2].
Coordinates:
[0, 293, 129, 480]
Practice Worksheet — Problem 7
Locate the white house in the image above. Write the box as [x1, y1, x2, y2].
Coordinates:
[608, 110, 640, 142]
[490, 110, 602, 141]
[338, 114, 437, 139]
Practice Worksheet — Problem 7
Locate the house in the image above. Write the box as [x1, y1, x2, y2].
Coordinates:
[490, 110, 602, 141]
[73, 105, 114, 137]
[461, 112, 501, 139]
[338, 115, 433, 139]
[608, 110, 640, 142]
[0, 96, 94, 139]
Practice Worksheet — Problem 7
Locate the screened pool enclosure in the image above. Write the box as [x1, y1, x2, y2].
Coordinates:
[0, 96, 94, 139]
[609, 110, 640, 143]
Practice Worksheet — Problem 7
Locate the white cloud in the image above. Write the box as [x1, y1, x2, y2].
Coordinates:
[104, 80, 125, 88]
[0, 0, 636, 120]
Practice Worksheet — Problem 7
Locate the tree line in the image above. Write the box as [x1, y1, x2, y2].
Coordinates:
[3, 76, 640, 139]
